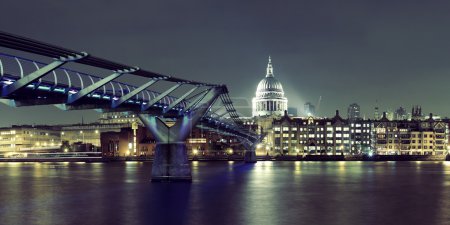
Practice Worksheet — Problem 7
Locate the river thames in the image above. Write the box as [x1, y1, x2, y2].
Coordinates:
[0, 161, 449, 225]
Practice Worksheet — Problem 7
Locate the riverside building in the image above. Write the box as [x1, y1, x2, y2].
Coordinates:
[0, 125, 61, 153]
[373, 113, 448, 155]
[271, 110, 366, 155]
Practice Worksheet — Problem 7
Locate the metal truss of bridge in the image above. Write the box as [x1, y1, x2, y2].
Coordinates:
[0, 31, 261, 181]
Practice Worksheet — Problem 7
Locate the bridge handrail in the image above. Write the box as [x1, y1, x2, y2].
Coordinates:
[0, 31, 218, 87]
[0, 53, 184, 106]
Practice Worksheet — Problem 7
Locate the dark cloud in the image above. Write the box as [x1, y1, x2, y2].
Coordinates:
[1, 0, 450, 126]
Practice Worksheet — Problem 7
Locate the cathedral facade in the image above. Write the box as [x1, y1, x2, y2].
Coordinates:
[252, 57, 288, 117]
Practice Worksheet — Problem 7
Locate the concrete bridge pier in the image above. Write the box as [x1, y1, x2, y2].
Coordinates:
[138, 114, 194, 182]
[151, 143, 191, 181]
[138, 114, 198, 182]
[138, 87, 222, 182]
[244, 150, 257, 163]
[241, 140, 257, 163]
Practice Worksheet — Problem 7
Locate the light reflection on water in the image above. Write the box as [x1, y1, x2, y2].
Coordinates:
[0, 161, 449, 225]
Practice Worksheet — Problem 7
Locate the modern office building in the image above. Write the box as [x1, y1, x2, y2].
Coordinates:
[304, 102, 316, 117]
[394, 107, 408, 120]
[61, 123, 131, 148]
[347, 103, 361, 121]
[0, 125, 61, 153]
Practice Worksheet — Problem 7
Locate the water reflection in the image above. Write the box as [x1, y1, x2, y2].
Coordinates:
[0, 161, 449, 225]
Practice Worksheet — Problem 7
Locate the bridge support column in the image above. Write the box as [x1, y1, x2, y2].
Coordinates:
[244, 150, 257, 163]
[138, 86, 223, 182]
[240, 139, 257, 163]
[152, 143, 191, 181]
[139, 115, 194, 182]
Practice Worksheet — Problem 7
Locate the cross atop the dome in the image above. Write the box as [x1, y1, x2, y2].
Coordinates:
[266, 56, 274, 77]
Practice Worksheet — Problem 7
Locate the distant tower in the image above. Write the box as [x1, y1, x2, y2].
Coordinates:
[374, 101, 380, 120]
[252, 56, 288, 117]
[347, 103, 361, 121]
[304, 102, 316, 117]
[412, 105, 423, 120]
[386, 109, 394, 121]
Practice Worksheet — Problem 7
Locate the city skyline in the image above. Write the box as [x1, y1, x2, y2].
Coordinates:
[2, 0, 450, 126]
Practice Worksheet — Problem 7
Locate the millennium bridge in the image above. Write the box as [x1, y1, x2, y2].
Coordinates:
[0, 31, 261, 181]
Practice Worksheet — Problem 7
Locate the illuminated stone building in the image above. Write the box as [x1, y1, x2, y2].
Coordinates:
[373, 113, 448, 155]
[349, 119, 373, 154]
[271, 110, 360, 155]
[100, 125, 155, 157]
[252, 57, 288, 117]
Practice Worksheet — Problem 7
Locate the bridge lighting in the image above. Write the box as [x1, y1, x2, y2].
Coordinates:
[37, 86, 50, 91]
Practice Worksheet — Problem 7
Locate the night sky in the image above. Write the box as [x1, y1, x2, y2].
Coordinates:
[1, 0, 450, 126]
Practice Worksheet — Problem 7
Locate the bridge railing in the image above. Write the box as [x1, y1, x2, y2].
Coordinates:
[0, 52, 190, 109]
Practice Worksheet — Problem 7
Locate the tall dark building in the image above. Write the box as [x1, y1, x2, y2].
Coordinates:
[394, 107, 408, 120]
[347, 103, 361, 121]
[412, 105, 423, 120]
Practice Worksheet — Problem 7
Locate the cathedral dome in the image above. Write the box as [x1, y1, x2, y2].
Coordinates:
[255, 56, 285, 99]
[252, 56, 288, 117]
[256, 76, 284, 98]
